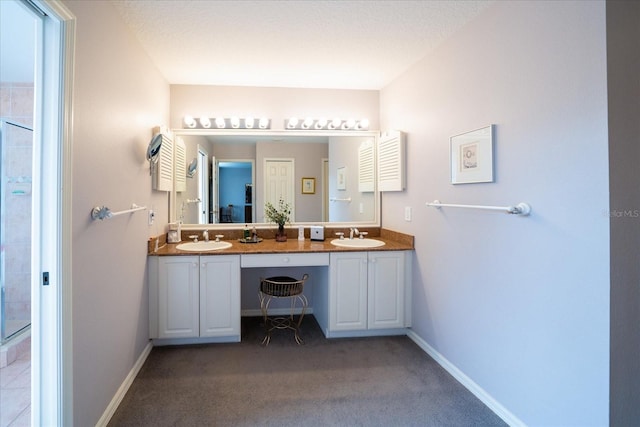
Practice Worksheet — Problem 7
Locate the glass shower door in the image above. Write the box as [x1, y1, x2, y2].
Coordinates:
[0, 119, 33, 343]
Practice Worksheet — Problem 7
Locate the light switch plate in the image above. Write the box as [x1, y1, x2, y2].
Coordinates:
[404, 206, 412, 221]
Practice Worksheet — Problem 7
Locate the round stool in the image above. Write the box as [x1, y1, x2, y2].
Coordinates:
[258, 274, 309, 345]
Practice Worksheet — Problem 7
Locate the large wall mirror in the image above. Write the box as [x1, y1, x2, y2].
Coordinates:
[171, 130, 380, 229]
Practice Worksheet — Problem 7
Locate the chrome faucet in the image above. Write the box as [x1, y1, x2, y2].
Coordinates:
[203, 230, 209, 242]
[349, 227, 359, 239]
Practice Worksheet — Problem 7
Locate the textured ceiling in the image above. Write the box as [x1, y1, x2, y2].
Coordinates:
[111, 0, 493, 90]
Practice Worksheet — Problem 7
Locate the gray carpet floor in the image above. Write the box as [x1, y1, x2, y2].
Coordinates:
[108, 316, 507, 426]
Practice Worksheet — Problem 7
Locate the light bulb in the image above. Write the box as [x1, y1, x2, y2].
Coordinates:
[245, 117, 254, 128]
[356, 118, 369, 130]
[343, 118, 356, 129]
[184, 115, 196, 128]
[230, 117, 240, 128]
[329, 118, 342, 129]
[315, 118, 327, 129]
[215, 117, 226, 128]
[287, 117, 299, 129]
[302, 117, 314, 129]
[199, 116, 211, 128]
[259, 117, 269, 129]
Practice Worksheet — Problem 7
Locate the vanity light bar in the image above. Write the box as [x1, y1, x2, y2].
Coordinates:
[285, 117, 369, 131]
[183, 116, 271, 129]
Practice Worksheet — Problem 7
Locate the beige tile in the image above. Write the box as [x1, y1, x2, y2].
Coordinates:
[0, 348, 15, 370]
[10, 87, 34, 117]
[4, 304, 30, 323]
[5, 124, 33, 146]
[4, 273, 31, 297]
[0, 387, 30, 427]
[4, 367, 30, 389]
[17, 347, 30, 361]
[4, 147, 32, 177]
[9, 406, 31, 427]
[0, 87, 10, 116]
[0, 359, 29, 380]
[3, 248, 30, 276]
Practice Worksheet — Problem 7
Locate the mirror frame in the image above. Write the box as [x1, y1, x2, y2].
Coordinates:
[170, 128, 381, 231]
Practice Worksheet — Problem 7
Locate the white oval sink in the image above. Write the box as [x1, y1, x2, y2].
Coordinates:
[330, 238, 386, 248]
[176, 241, 232, 252]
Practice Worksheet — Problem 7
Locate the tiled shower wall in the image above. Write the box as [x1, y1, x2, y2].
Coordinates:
[1, 82, 34, 334]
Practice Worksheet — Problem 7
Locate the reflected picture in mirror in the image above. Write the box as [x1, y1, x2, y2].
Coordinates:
[171, 132, 380, 228]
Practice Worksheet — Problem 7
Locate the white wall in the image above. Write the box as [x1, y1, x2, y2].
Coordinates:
[328, 136, 376, 222]
[63, 1, 170, 425]
[255, 141, 327, 222]
[380, 1, 609, 425]
[59, 0, 619, 424]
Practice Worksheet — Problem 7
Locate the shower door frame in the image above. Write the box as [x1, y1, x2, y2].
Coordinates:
[0, 120, 34, 343]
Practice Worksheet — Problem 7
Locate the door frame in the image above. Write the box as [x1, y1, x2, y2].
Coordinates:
[217, 159, 255, 223]
[30, 0, 75, 425]
[197, 146, 209, 224]
[322, 158, 329, 222]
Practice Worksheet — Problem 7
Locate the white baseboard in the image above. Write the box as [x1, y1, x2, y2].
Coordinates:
[406, 330, 525, 427]
[96, 341, 153, 427]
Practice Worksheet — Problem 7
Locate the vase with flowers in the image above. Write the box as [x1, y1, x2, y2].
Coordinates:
[264, 198, 291, 242]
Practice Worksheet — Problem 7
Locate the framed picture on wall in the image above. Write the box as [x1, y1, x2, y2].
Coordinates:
[337, 167, 347, 190]
[450, 124, 494, 184]
[302, 177, 315, 194]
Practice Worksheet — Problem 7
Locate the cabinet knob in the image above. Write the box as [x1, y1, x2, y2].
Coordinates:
[192, 262, 198, 268]
[283, 257, 289, 263]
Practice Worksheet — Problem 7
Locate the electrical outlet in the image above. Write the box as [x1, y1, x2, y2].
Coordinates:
[404, 206, 412, 221]
[148, 210, 155, 226]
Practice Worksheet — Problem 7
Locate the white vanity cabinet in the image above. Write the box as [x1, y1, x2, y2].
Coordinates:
[153, 256, 199, 339]
[329, 251, 406, 333]
[149, 255, 240, 342]
[199, 255, 241, 337]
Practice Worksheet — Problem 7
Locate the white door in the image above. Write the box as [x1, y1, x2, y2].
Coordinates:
[199, 255, 240, 337]
[264, 159, 295, 221]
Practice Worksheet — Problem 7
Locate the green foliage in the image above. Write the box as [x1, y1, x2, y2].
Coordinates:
[264, 198, 291, 226]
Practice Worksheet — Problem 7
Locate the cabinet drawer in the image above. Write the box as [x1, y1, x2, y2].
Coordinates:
[241, 253, 329, 268]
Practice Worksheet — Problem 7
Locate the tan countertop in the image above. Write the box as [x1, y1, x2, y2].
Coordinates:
[149, 228, 413, 256]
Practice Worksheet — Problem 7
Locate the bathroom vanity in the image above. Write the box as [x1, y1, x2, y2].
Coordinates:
[146, 122, 410, 345]
[148, 229, 413, 345]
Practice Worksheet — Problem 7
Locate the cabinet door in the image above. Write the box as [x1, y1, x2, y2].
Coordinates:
[158, 256, 199, 338]
[199, 255, 241, 337]
[329, 252, 368, 331]
[368, 251, 405, 329]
